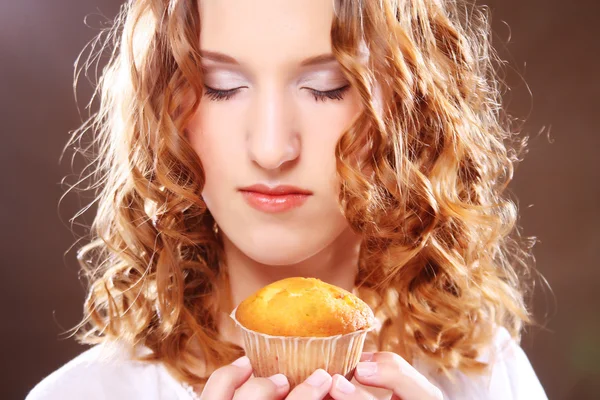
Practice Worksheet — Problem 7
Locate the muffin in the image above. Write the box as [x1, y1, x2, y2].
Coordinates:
[230, 277, 376, 389]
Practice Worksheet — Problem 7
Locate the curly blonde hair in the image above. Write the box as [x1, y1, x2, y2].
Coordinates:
[67, 0, 535, 386]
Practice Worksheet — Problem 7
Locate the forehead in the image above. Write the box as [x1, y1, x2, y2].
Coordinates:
[199, 0, 335, 69]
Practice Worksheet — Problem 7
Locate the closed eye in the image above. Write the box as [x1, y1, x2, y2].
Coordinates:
[203, 86, 245, 101]
[306, 84, 351, 102]
[202, 85, 351, 102]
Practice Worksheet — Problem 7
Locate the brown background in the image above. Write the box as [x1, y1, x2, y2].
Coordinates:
[2, 0, 599, 399]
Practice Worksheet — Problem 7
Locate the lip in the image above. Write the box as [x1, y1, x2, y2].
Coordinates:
[239, 184, 312, 213]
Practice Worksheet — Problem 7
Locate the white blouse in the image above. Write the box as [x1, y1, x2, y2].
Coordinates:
[27, 327, 547, 400]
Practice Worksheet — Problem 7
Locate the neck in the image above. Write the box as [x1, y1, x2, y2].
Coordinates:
[217, 227, 362, 346]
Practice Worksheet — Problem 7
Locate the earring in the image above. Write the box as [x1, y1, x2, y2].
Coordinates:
[213, 220, 219, 235]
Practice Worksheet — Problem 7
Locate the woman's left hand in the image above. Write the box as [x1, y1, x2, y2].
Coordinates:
[328, 352, 443, 400]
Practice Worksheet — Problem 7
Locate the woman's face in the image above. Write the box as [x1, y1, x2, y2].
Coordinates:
[187, 0, 363, 266]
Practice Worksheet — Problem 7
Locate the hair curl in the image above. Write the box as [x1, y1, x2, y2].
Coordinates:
[66, 0, 535, 387]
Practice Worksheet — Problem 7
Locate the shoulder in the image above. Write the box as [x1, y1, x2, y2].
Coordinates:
[26, 341, 189, 400]
[478, 326, 548, 399]
[418, 327, 548, 400]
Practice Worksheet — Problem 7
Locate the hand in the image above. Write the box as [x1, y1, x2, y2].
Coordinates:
[200, 355, 334, 400]
[328, 352, 443, 400]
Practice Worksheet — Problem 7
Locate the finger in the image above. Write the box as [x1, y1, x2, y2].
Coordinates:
[200, 356, 253, 400]
[359, 351, 397, 362]
[329, 374, 374, 400]
[354, 354, 443, 400]
[285, 369, 332, 400]
[360, 352, 376, 362]
[232, 374, 289, 400]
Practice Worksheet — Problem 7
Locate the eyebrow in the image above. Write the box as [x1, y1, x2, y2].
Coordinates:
[199, 50, 338, 67]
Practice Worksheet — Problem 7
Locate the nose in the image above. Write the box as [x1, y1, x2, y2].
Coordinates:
[246, 85, 300, 170]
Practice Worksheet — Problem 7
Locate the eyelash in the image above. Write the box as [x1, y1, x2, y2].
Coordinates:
[203, 85, 351, 102]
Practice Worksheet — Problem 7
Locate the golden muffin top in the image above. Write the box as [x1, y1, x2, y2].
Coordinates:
[234, 277, 375, 337]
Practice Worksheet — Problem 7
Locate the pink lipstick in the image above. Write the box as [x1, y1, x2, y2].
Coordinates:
[239, 184, 312, 213]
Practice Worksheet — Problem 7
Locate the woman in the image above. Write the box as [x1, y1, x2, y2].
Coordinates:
[28, 0, 547, 398]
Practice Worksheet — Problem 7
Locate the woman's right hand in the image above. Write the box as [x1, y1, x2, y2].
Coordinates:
[200, 356, 334, 400]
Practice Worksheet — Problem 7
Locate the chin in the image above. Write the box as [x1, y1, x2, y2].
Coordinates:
[242, 235, 323, 266]
[225, 225, 338, 267]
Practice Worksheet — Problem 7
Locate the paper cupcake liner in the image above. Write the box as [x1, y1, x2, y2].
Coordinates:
[230, 308, 372, 389]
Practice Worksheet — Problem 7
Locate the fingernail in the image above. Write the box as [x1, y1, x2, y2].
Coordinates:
[268, 373, 289, 388]
[335, 375, 356, 394]
[360, 352, 374, 361]
[232, 356, 250, 367]
[305, 369, 329, 387]
[356, 362, 378, 377]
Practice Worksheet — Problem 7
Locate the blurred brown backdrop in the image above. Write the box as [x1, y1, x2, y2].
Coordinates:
[2, 0, 599, 399]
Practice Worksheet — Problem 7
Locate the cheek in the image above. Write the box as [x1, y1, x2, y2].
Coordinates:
[300, 92, 363, 181]
[185, 102, 245, 209]
[187, 103, 231, 165]
[188, 101, 245, 165]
